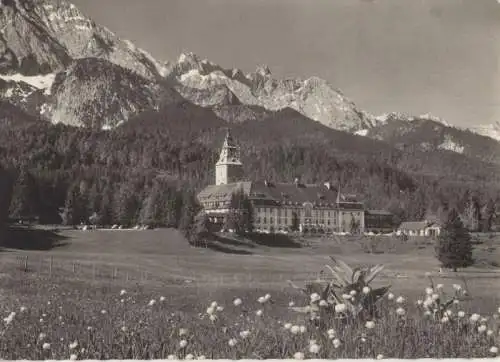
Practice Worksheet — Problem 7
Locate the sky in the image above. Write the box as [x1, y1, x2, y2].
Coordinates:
[71, 0, 500, 128]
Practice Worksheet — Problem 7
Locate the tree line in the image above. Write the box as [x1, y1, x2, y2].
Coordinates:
[0, 103, 499, 234]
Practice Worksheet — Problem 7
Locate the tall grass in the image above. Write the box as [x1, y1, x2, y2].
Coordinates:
[0, 274, 498, 359]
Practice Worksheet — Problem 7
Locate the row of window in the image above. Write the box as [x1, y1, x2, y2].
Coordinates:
[255, 217, 337, 226]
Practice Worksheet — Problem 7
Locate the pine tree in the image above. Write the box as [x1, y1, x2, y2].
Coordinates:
[482, 199, 496, 232]
[9, 169, 38, 220]
[187, 211, 211, 246]
[435, 208, 473, 272]
[179, 190, 201, 238]
[224, 188, 253, 235]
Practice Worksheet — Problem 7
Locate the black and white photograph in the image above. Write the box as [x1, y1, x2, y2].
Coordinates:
[0, 0, 500, 360]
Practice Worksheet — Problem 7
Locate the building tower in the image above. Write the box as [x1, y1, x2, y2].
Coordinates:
[215, 129, 244, 185]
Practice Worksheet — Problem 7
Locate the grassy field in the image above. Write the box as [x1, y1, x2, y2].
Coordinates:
[0, 226, 499, 359]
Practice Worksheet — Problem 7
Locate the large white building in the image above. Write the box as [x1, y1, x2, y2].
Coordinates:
[197, 130, 365, 234]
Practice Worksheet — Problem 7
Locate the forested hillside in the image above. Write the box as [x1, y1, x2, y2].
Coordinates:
[0, 100, 499, 228]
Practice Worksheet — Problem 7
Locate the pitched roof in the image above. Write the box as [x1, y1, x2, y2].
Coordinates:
[197, 181, 252, 203]
[198, 180, 364, 209]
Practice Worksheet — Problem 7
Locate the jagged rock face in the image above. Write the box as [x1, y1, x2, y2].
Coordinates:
[0, 0, 167, 79]
[169, 53, 376, 132]
[47, 58, 180, 129]
[0, 0, 72, 74]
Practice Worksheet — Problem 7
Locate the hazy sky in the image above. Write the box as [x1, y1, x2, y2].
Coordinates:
[71, 0, 500, 127]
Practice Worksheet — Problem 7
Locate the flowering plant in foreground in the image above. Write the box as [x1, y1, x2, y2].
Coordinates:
[288, 256, 391, 326]
[0, 268, 499, 359]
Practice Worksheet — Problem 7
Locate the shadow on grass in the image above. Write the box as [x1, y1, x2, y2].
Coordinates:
[205, 241, 253, 255]
[213, 233, 256, 249]
[248, 233, 303, 248]
[1, 226, 69, 251]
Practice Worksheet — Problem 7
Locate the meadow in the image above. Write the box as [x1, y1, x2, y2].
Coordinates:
[0, 226, 499, 359]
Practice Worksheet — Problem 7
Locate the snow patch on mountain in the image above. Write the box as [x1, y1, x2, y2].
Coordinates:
[0, 73, 56, 91]
[355, 129, 369, 136]
[437, 135, 464, 154]
[470, 122, 500, 142]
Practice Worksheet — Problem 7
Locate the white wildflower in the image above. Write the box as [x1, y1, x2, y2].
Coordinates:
[377, 354, 384, 360]
[458, 311, 465, 318]
[490, 346, 498, 355]
[167, 355, 177, 360]
[319, 300, 328, 307]
[20, 306, 27, 313]
[431, 293, 439, 301]
[179, 339, 188, 348]
[121, 326, 128, 332]
[256, 309, 263, 317]
[310, 293, 321, 303]
[258, 296, 266, 304]
[441, 316, 449, 324]
[197, 355, 206, 360]
[416, 299, 423, 306]
[210, 301, 218, 308]
[240, 330, 250, 339]
[39, 333, 47, 340]
[160, 296, 166, 302]
[70, 354, 78, 361]
[216, 306, 224, 312]
[335, 303, 346, 313]
[436, 284, 444, 290]
[299, 325, 307, 334]
[332, 338, 342, 348]
[284, 323, 292, 330]
[425, 287, 433, 295]
[452, 284, 462, 291]
[209, 314, 217, 322]
[342, 294, 351, 300]
[290, 325, 300, 335]
[264, 293, 271, 301]
[396, 307, 406, 316]
[206, 306, 215, 315]
[487, 330, 494, 336]
[365, 320, 375, 329]
[387, 293, 395, 300]
[289, 301, 295, 307]
[233, 298, 242, 306]
[308, 343, 320, 354]
[148, 299, 156, 306]
[69, 340, 78, 350]
[294, 352, 305, 360]
[350, 290, 357, 296]
[42, 343, 51, 350]
[179, 328, 188, 336]
[120, 289, 126, 296]
[100, 310, 107, 315]
[396, 296, 405, 304]
[445, 309, 453, 317]
[185, 353, 194, 360]
[228, 338, 237, 347]
[470, 313, 481, 322]
[362, 286, 371, 294]
[478, 325, 487, 333]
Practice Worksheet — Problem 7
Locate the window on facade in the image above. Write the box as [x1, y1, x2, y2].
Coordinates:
[263, 216, 267, 224]
[304, 203, 313, 218]
[270, 217, 274, 224]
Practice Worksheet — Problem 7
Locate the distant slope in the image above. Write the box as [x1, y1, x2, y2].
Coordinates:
[361, 114, 500, 166]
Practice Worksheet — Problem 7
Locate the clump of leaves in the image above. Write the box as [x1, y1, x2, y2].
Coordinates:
[288, 256, 390, 324]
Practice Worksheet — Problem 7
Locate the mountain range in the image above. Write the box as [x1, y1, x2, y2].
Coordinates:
[1, 0, 500, 166]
